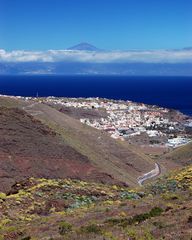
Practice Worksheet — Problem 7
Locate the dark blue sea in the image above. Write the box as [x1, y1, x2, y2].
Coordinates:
[0, 75, 192, 116]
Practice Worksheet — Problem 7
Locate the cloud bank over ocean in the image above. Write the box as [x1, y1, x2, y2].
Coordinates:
[0, 49, 192, 63]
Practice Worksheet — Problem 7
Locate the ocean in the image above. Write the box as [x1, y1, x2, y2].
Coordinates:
[0, 75, 192, 116]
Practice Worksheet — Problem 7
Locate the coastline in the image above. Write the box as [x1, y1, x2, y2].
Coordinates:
[0, 75, 192, 116]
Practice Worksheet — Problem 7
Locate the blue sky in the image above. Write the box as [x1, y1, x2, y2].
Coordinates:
[0, 0, 192, 51]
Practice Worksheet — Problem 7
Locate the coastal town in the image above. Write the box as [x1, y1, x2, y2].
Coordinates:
[1, 94, 191, 149]
[39, 96, 192, 149]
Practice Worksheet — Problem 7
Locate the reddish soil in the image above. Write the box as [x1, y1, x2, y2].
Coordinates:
[0, 107, 114, 192]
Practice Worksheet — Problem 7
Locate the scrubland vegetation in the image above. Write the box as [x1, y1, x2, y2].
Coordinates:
[0, 166, 191, 239]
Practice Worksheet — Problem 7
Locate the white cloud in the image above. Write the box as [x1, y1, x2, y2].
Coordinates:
[0, 49, 192, 63]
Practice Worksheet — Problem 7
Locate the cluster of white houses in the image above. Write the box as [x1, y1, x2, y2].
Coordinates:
[2, 94, 190, 148]
[41, 97, 191, 148]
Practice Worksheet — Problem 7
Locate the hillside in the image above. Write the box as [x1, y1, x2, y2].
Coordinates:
[0, 165, 191, 239]
[0, 106, 116, 193]
[24, 101, 156, 185]
[163, 142, 192, 166]
[0, 96, 192, 239]
[0, 96, 157, 191]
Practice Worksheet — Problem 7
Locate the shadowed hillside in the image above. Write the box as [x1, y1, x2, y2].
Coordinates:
[0, 96, 157, 191]
[29, 102, 156, 185]
[0, 106, 114, 192]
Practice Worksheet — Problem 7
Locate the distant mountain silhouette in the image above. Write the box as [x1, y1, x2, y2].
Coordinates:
[183, 47, 192, 51]
[1, 62, 192, 76]
[68, 42, 101, 51]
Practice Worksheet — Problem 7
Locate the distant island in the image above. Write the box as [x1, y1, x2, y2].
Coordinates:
[0, 43, 192, 75]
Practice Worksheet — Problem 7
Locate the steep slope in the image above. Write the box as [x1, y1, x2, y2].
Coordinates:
[163, 142, 192, 166]
[26, 101, 156, 186]
[0, 96, 159, 191]
[0, 106, 114, 192]
[0, 95, 28, 108]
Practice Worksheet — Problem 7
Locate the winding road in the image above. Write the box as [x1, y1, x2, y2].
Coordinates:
[137, 163, 161, 186]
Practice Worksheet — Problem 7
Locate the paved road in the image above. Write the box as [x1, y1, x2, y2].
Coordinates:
[137, 163, 161, 186]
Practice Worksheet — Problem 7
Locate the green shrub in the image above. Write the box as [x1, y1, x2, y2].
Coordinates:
[149, 207, 164, 217]
[153, 221, 165, 229]
[106, 207, 164, 227]
[127, 228, 137, 239]
[105, 218, 122, 225]
[129, 207, 163, 224]
[129, 212, 150, 225]
[142, 230, 155, 240]
[21, 237, 31, 240]
[80, 224, 102, 234]
[59, 221, 72, 235]
[0, 192, 6, 200]
[162, 193, 178, 200]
